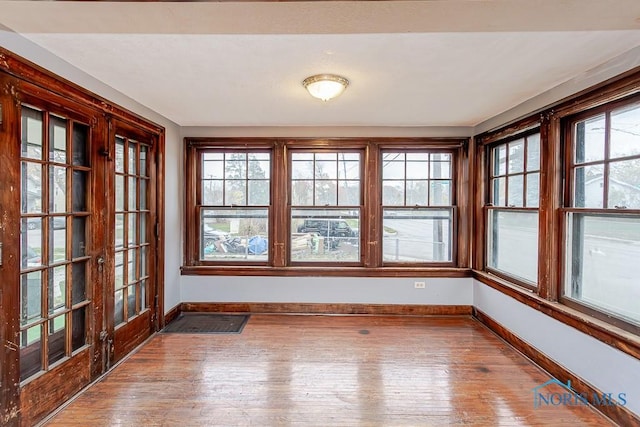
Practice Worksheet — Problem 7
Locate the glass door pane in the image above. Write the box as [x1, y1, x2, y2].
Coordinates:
[19, 106, 91, 381]
[114, 136, 151, 327]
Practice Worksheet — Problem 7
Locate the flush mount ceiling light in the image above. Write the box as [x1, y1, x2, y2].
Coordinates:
[302, 74, 349, 101]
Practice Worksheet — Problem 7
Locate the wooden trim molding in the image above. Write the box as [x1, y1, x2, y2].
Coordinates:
[180, 302, 472, 316]
[180, 266, 472, 277]
[473, 271, 640, 361]
[163, 304, 181, 328]
[474, 308, 640, 427]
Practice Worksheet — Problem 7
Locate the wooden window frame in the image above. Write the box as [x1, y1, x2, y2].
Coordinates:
[484, 129, 541, 290]
[473, 68, 640, 361]
[182, 137, 470, 277]
[560, 93, 640, 335]
[380, 147, 458, 267]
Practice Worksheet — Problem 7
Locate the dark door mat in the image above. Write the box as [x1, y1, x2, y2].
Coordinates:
[162, 313, 250, 334]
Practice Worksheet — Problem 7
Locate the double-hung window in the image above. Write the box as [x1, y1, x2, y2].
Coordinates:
[184, 138, 468, 273]
[198, 150, 271, 262]
[563, 99, 640, 327]
[290, 151, 361, 264]
[381, 151, 455, 264]
[486, 131, 541, 285]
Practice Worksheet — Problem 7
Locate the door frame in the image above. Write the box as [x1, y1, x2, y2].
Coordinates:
[0, 47, 165, 426]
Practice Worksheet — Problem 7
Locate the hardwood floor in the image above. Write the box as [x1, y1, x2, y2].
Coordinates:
[44, 315, 614, 426]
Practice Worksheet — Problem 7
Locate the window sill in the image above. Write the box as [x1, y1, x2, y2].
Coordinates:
[181, 265, 471, 278]
[473, 270, 640, 361]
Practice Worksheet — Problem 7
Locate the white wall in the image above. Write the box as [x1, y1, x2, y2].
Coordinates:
[474, 45, 640, 134]
[474, 280, 640, 417]
[0, 29, 182, 314]
[183, 276, 472, 305]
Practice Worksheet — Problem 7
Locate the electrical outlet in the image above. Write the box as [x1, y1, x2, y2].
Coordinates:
[414, 281, 426, 289]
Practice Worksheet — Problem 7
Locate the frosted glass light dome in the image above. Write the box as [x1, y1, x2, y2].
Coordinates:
[302, 74, 349, 101]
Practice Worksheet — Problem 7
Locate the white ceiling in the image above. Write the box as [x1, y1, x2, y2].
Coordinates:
[1, 1, 640, 128]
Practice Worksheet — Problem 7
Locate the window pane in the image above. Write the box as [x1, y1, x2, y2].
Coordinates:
[526, 173, 540, 208]
[565, 214, 640, 325]
[315, 181, 337, 206]
[128, 249, 137, 284]
[508, 139, 525, 174]
[406, 159, 429, 179]
[127, 285, 137, 318]
[291, 180, 313, 205]
[493, 145, 506, 176]
[382, 181, 404, 206]
[72, 262, 87, 305]
[608, 159, 640, 209]
[22, 162, 42, 213]
[487, 210, 538, 284]
[128, 176, 137, 210]
[248, 157, 270, 179]
[114, 289, 124, 326]
[72, 307, 86, 351]
[202, 180, 223, 205]
[610, 104, 640, 159]
[72, 170, 87, 212]
[527, 134, 541, 171]
[50, 166, 66, 213]
[201, 209, 268, 261]
[115, 214, 124, 248]
[225, 180, 246, 205]
[429, 181, 451, 206]
[315, 160, 338, 180]
[72, 216, 86, 258]
[72, 123, 89, 167]
[383, 209, 452, 262]
[337, 181, 360, 206]
[140, 179, 148, 210]
[115, 175, 125, 211]
[248, 180, 270, 206]
[140, 213, 148, 244]
[48, 266, 66, 314]
[21, 271, 42, 325]
[575, 115, 605, 164]
[21, 220, 42, 269]
[115, 138, 125, 173]
[48, 315, 66, 365]
[225, 155, 246, 179]
[291, 209, 359, 263]
[49, 116, 67, 163]
[115, 251, 124, 291]
[203, 157, 224, 179]
[382, 155, 405, 180]
[574, 164, 604, 208]
[22, 107, 43, 160]
[291, 158, 314, 179]
[337, 158, 360, 180]
[128, 213, 137, 245]
[50, 218, 66, 263]
[406, 181, 428, 206]
[430, 159, 451, 179]
[507, 175, 524, 207]
[20, 324, 42, 381]
[128, 142, 137, 175]
[492, 177, 506, 206]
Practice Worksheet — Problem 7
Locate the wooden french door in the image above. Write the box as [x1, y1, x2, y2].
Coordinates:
[0, 84, 108, 424]
[0, 62, 163, 426]
[107, 121, 159, 365]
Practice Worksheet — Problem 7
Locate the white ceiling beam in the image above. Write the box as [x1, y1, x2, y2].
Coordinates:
[0, 0, 639, 35]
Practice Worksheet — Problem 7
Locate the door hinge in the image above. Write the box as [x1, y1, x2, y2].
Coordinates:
[155, 223, 160, 239]
[99, 330, 108, 341]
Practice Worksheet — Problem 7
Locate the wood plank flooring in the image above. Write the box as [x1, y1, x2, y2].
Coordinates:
[44, 315, 614, 426]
